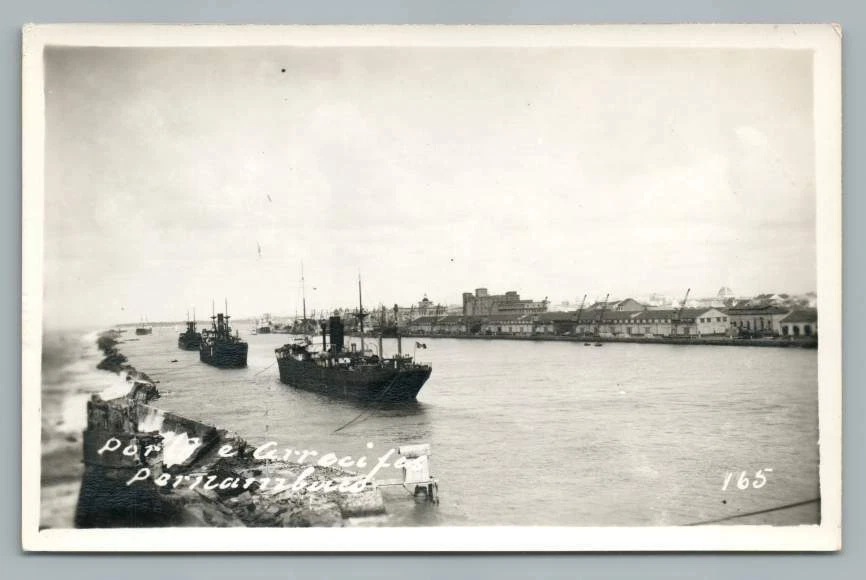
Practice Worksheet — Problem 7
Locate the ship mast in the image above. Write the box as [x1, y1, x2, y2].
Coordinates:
[357, 273, 368, 354]
[301, 262, 307, 325]
[393, 304, 402, 356]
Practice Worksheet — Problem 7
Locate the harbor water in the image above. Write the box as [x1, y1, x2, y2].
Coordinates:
[47, 327, 820, 527]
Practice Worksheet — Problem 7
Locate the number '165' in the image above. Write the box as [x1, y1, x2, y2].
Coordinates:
[722, 469, 773, 491]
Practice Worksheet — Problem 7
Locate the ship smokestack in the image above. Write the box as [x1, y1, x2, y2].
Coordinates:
[329, 316, 344, 354]
[320, 320, 327, 351]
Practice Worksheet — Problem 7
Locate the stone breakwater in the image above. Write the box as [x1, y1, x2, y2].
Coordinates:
[75, 330, 386, 528]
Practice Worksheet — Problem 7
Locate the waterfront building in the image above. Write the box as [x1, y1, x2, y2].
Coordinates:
[725, 305, 790, 335]
[586, 310, 650, 336]
[534, 311, 582, 335]
[632, 308, 730, 337]
[558, 307, 731, 337]
[479, 314, 535, 336]
[461, 288, 548, 317]
[415, 295, 436, 317]
[431, 315, 467, 334]
[405, 316, 439, 334]
[779, 310, 818, 337]
[388, 296, 448, 323]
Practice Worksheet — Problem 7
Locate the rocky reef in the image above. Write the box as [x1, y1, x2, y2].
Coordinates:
[75, 330, 386, 528]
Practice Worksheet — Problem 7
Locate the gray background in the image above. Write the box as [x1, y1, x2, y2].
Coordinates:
[4, 0, 862, 578]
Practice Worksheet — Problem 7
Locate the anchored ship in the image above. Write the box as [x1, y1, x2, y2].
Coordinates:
[275, 318, 431, 403]
[200, 305, 248, 368]
[177, 318, 202, 350]
[135, 317, 152, 336]
[256, 315, 273, 335]
[274, 277, 431, 403]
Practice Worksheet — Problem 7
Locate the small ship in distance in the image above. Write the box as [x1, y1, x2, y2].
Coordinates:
[177, 317, 202, 350]
[135, 316, 152, 336]
[253, 314, 273, 335]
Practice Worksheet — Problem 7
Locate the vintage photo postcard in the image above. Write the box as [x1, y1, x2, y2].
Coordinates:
[21, 24, 841, 551]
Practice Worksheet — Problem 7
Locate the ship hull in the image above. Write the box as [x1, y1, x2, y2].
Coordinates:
[135, 328, 152, 336]
[199, 342, 248, 368]
[178, 334, 202, 350]
[276, 358, 431, 403]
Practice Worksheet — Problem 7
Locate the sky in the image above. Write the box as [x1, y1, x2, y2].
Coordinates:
[43, 46, 816, 328]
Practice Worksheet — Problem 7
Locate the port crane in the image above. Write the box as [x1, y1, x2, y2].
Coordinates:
[574, 294, 587, 335]
[670, 288, 691, 338]
[594, 293, 610, 336]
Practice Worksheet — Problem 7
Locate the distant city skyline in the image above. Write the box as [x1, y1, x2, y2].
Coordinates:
[93, 286, 819, 326]
[44, 46, 816, 329]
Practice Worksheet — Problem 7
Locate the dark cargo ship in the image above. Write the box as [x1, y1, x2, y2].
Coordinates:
[177, 319, 202, 350]
[275, 316, 431, 403]
[200, 311, 248, 368]
[274, 277, 431, 402]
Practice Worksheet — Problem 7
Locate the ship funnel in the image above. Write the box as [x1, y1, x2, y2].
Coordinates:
[329, 316, 345, 354]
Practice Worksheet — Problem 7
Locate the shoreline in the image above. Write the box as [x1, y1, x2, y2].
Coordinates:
[70, 330, 388, 528]
[40, 331, 117, 530]
[350, 332, 818, 349]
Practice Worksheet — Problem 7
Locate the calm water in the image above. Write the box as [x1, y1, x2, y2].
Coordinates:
[64, 327, 820, 527]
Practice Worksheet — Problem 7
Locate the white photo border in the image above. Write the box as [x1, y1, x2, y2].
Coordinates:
[21, 23, 842, 552]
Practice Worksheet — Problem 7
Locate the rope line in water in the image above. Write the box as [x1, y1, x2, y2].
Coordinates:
[154, 361, 201, 373]
[253, 361, 276, 376]
[139, 359, 277, 381]
[684, 497, 820, 526]
[332, 374, 401, 433]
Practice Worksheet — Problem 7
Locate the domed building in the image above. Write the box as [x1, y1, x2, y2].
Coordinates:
[717, 287, 735, 299]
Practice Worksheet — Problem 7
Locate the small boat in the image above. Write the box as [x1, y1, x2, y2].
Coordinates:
[594, 342, 603, 347]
